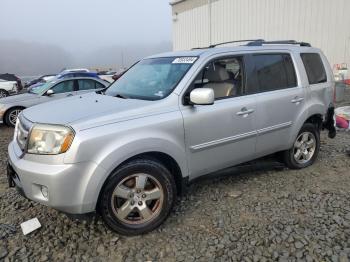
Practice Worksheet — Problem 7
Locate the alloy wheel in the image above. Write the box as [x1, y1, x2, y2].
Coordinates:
[8, 109, 21, 126]
[293, 132, 316, 164]
[111, 173, 164, 225]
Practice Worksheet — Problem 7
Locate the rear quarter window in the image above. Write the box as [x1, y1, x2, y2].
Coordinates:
[300, 53, 327, 85]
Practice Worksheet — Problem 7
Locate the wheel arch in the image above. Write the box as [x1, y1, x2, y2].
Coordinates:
[95, 151, 186, 212]
[287, 103, 325, 147]
[305, 114, 323, 130]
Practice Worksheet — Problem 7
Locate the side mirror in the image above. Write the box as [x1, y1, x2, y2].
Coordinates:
[46, 89, 54, 96]
[190, 88, 214, 105]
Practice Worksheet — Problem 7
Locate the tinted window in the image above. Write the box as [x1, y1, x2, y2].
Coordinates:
[78, 79, 96, 90]
[253, 54, 297, 92]
[301, 53, 327, 84]
[51, 80, 74, 94]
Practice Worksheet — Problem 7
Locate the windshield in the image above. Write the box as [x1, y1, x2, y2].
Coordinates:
[29, 82, 52, 94]
[105, 57, 197, 100]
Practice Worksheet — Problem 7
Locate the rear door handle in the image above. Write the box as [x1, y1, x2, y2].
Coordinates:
[66, 94, 74, 97]
[291, 97, 304, 104]
[236, 107, 255, 116]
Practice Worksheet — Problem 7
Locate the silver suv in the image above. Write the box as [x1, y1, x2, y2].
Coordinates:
[7, 40, 336, 235]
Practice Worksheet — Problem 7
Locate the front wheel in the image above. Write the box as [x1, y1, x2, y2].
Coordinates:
[98, 158, 176, 235]
[283, 123, 320, 169]
[0, 89, 9, 98]
[5, 107, 23, 127]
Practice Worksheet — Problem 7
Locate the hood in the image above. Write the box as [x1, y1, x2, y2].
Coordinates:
[22, 93, 176, 130]
[0, 93, 39, 104]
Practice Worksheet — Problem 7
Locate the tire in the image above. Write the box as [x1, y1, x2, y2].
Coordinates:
[5, 107, 23, 127]
[283, 123, 320, 169]
[98, 158, 176, 235]
[0, 89, 9, 98]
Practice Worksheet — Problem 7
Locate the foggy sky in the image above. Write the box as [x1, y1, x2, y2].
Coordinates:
[0, 0, 173, 76]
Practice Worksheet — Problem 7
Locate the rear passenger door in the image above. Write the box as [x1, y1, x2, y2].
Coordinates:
[251, 53, 307, 156]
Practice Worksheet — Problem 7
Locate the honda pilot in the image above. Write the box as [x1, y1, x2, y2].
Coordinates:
[7, 40, 336, 235]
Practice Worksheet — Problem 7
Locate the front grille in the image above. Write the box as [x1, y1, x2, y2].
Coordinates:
[16, 114, 32, 151]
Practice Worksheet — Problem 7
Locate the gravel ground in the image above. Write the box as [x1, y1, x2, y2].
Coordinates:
[0, 89, 350, 262]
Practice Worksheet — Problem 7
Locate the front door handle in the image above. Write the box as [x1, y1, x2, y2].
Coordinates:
[236, 107, 255, 116]
[291, 97, 304, 104]
[66, 94, 74, 97]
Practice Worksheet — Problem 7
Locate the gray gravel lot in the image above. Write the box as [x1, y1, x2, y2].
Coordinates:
[0, 90, 350, 262]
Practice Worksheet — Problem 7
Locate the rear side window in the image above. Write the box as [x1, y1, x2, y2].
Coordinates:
[252, 54, 297, 92]
[78, 79, 96, 90]
[300, 53, 327, 84]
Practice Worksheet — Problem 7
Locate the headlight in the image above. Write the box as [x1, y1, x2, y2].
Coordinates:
[27, 124, 75, 155]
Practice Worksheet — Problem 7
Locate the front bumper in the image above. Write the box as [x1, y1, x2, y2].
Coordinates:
[7, 141, 107, 214]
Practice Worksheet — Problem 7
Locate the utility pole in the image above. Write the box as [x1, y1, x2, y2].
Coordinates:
[121, 50, 125, 69]
[208, 0, 212, 46]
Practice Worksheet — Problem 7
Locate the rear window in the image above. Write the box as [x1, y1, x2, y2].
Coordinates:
[300, 53, 327, 84]
[252, 54, 297, 93]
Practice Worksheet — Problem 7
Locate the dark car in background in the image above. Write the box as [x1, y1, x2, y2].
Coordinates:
[24, 74, 56, 88]
[27, 72, 101, 92]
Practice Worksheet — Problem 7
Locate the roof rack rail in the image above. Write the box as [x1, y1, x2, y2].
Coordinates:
[209, 39, 265, 48]
[246, 40, 311, 47]
[191, 39, 265, 50]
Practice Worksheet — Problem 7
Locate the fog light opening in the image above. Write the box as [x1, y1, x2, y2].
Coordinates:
[41, 186, 49, 199]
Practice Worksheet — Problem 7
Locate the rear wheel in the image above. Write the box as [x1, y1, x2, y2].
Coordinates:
[5, 107, 23, 127]
[0, 89, 9, 98]
[283, 123, 320, 169]
[98, 158, 176, 235]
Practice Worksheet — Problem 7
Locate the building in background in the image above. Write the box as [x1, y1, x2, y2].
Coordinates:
[170, 0, 350, 76]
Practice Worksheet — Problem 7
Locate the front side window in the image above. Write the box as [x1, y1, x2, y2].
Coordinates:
[301, 53, 327, 84]
[190, 57, 244, 100]
[252, 54, 297, 92]
[105, 57, 196, 100]
[51, 80, 74, 94]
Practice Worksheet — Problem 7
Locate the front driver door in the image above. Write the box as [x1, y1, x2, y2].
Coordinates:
[180, 55, 258, 179]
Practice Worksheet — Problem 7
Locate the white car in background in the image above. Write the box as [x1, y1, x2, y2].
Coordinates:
[0, 79, 18, 98]
[60, 68, 90, 74]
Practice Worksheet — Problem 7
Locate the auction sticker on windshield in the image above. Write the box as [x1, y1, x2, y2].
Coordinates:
[172, 57, 197, 64]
